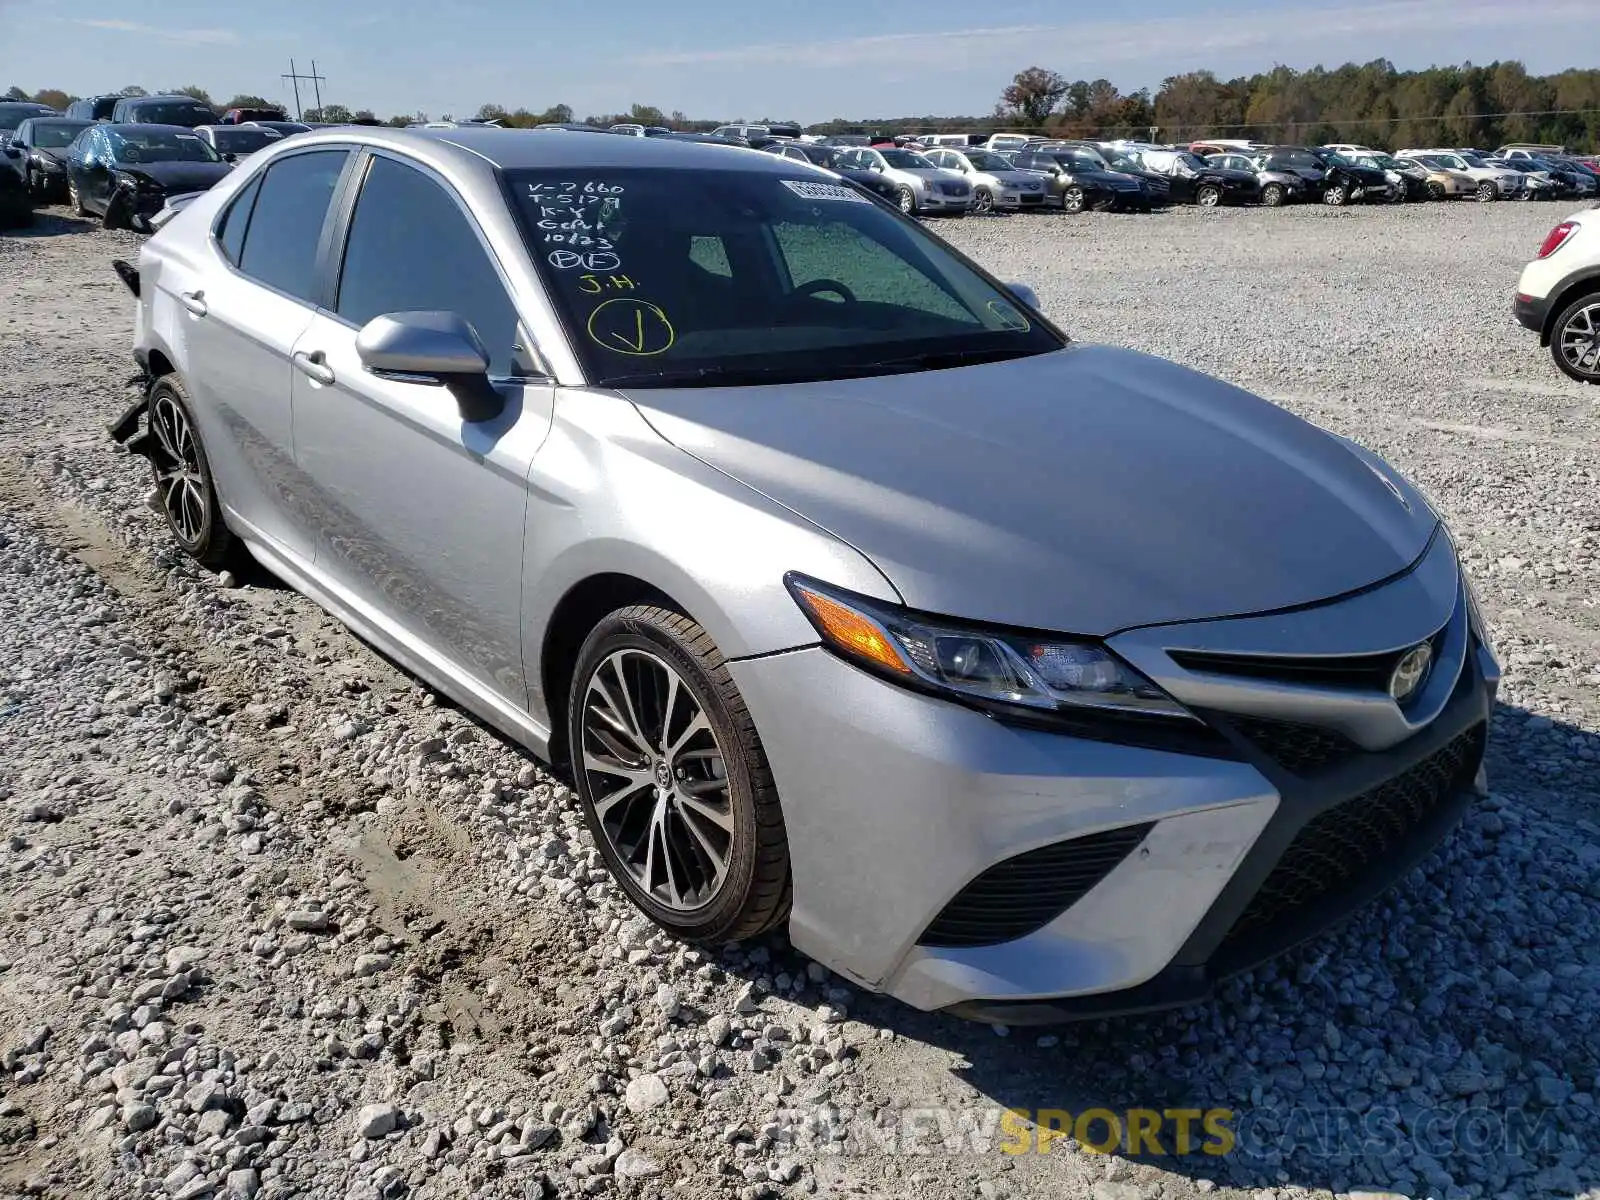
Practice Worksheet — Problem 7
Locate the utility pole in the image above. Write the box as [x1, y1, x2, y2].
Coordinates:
[281, 59, 328, 120]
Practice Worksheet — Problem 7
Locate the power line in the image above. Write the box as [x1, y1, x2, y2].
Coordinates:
[282, 59, 327, 121]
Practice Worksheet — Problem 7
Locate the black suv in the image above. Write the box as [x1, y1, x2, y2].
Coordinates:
[1008, 148, 1153, 212]
[108, 95, 217, 128]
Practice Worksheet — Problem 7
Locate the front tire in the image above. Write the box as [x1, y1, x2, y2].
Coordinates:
[1323, 184, 1349, 206]
[569, 606, 791, 943]
[1550, 294, 1600, 385]
[1060, 185, 1086, 214]
[146, 376, 238, 568]
[1476, 180, 1498, 202]
[973, 188, 995, 214]
[1261, 183, 1286, 207]
[895, 186, 916, 215]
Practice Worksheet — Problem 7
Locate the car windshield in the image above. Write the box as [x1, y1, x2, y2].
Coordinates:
[29, 123, 88, 149]
[506, 167, 1061, 388]
[879, 149, 933, 169]
[135, 102, 215, 126]
[963, 151, 1011, 172]
[108, 128, 223, 164]
[210, 128, 279, 154]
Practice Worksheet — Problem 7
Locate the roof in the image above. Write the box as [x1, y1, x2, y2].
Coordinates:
[288, 125, 787, 174]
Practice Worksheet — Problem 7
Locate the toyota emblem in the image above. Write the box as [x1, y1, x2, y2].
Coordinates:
[1388, 643, 1432, 703]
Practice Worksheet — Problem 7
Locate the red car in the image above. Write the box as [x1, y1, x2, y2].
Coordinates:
[218, 107, 287, 126]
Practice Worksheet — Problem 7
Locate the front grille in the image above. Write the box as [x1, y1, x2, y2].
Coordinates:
[920, 823, 1155, 948]
[1220, 724, 1484, 947]
[1230, 715, 1362, 775]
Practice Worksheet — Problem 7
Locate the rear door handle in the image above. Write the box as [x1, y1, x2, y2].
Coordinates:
[292, 350, 335, 386]
[179, 290, 207, 317]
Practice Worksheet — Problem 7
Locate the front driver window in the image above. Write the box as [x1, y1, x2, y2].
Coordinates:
[335, 154, 527, 378]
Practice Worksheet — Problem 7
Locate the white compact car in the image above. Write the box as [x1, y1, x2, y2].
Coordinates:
[922, 147, 1048, 212]
[1514, 206, 1600, 383]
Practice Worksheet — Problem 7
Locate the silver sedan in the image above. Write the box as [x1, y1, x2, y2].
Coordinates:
[111, 128, 1498, 1022]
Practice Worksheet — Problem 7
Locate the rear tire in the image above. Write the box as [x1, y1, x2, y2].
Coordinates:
[1549, 294, 1600, 385]
[146, 376, 239, 568]
[1196, 183, 1222, 207]
[568, 606, 792, 944]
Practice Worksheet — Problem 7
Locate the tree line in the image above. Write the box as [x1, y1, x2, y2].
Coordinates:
[9, 60, 1600, 149]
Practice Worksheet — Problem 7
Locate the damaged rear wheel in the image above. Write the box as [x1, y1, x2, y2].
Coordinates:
[146, 376, 238, 569]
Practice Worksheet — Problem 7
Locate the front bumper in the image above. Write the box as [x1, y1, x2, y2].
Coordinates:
[919, 190, 972, 211]
[996, 190, 1047, 209]
[734, 532, 1497, 1020]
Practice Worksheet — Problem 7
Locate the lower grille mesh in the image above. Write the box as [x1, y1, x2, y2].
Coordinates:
[1221, 724, 1485, 946]
[920, 824, 1155, 948]
[1230, 716, 1363, 776]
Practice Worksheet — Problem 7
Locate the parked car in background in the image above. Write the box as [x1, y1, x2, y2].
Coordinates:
[831, 146, 973, 215]
[194, 124, 284, 162]
[1491, 153, 1595, 198]
[110, 126, 1498, 1024]
[1396, 150, 1524, 201]
[2, 116, 95, 201]
[0, 151, 30, 227]
[218, 107, 287, 126]
[920, 133, 983, 148]
[1321, 143, 1377, 157]
[985, 133, 1042, 154]
[759, 140, 904, 205]
[243, 120, 314, 138]
[922, 147, 1048, 212]
[1479, 155, 1563, 199]
[1515, 208, 1600, 384]
[65, 95, 121, 122]
[711, 123, 770, 141]
[0, 101, 59, 146]
[815, 134, 870, 148]
[1307, 148, 1395, 203]
[1349, 152, 1430, 201]
[1190, 139, 1260, 156]
[110, 95, 218, 128]
[1008, 147, 1151, 213]
[1204, 152, 1307, 207]
[65, 123, 231, 230]
[1067, 144, 1175, 206]
[1121, 147, 1261, 206]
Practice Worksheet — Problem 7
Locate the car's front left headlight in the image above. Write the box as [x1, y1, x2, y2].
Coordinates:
[786, 575, 1195, 723]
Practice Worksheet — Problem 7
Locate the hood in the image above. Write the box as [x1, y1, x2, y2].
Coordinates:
[899, 167, 965, 184]
[116, 160, 232, 193]
[1074, 168, 1141, 190]
[624, 345, 1438, 636]
[33, 148, 69, 167]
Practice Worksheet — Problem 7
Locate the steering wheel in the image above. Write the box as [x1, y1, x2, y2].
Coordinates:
[793, 277, 858, 304]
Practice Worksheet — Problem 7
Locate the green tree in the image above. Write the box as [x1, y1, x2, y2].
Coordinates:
[119, 85, 147, 97]
[999, 66, 1067, 125]
[170, 85, 214, 105]
[32, 88, 73, 109]
[304, 104, 353, 124]
[224, 94, 278, 111]
[3, 86, 27, 101]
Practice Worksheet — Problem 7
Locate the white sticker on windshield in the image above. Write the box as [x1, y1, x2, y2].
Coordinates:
[781, 179, 870, 204]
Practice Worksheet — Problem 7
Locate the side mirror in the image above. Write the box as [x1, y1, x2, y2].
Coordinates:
[1005, 281, 1040, 311]
[355, 311, 504, 423]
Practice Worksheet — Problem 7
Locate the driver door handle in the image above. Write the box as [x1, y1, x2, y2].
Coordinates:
[292, 350, 335, 386]
[179, 290, 207, 317]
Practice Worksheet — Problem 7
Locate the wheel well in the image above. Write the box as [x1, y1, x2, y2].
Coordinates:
[1542, 278, 1600, 346]
[540, 573, 679, 767]
[145, 349, 175, 383]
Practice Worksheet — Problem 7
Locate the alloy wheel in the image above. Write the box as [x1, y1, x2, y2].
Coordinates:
[974, 189, 995, 214]
[1197, 184, 1221, 207]
[1556, 302, 1600, 380]
[580, 648, 733, 913]
[150, 389, 208, 543]
[896, 186, 916, 215]
[1061, 187, 1085, 214]
[1476, 181, 1497, 202]
[1262, 184, 1285, 207]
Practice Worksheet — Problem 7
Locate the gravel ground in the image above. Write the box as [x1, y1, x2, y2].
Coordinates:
[0, 199, 1596, 1200]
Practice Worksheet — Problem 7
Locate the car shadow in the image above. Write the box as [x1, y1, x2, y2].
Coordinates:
[735, 700, 1598, 1198]
[5, 208, 102, 238]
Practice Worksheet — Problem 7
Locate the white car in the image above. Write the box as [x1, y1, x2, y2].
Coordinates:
[1513, 207, 1600, 384]
[831, 146, 974, 215]
[1322, 143, 1376, 157]
[192, 124, 282, 163]
[1396, 150, 1525, 200]
[922, 147, 1048, 212]
[984, 133, 1041, 154]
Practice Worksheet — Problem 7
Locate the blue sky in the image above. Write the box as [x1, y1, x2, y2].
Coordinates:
[5, 0, 1598, 122]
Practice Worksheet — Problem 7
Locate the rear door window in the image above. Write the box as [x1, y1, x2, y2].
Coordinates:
[236, 150, 350, 302]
